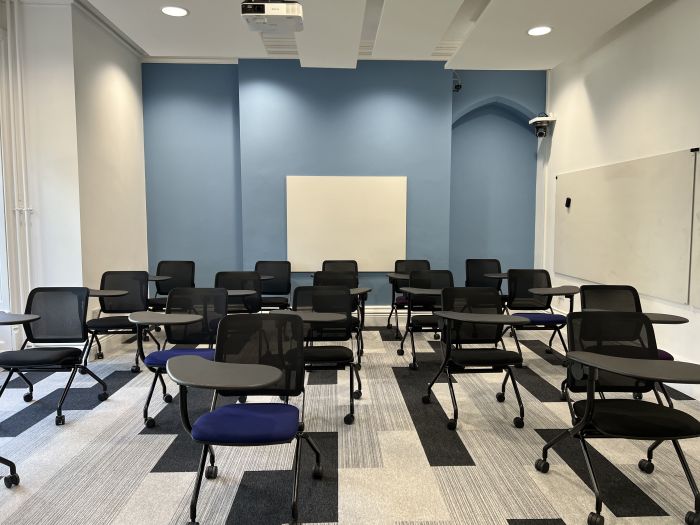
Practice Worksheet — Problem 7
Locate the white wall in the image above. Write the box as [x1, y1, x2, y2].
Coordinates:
[72, 5, 148, 288]
[20, 2, 83, 286]
[541, 0, 700, 394]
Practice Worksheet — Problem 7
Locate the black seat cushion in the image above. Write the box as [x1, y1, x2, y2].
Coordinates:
[261, 296, 289, 308]
[304, 345, 354, 364]
[450, 349, 522, 367]
[148, 297, 167, 310]
[412, 314, 438, 328]
[573, 399, 700, 439]
[86, 316, 135, 331]
[0, 347, 82, 367]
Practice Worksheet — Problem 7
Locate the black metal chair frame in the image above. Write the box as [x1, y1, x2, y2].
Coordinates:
[422, 288, 524, 430]
[0, 288, 109, 427]
[536, 312, 697, 525]
[386, 260, 430, 339]
[177, 314, 323, 524]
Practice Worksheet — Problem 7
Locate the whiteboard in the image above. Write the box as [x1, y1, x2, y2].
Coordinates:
[286, 176, 407, 272]
[554, 150, 695, 304]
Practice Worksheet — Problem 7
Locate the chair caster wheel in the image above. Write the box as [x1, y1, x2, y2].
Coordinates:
[205, 465, 218, 479]
[587, 512, 604, 525]
[633, 392, 643, 400]
[78, 368, 87, 375]
[408, 362, 418, 370]
[163, 394, 173, 403]
[559, 391, 567, 401]
[535, 459, 549, 473]
[188, 522, 199, 525]
[397, 349, 404, 356]
[55, 415, 65, 426]
[3, 474, 19, 488]
[447, 419, 457, 431]
[131, 365, 140, 373]
[513, 417, 524, 428]
[23, 393, 33, 402]
[356, 364, 362, 371]
[496, 392, 505, 403]
[312, 464, 323, 480]
[298, 422, 305, 432]
[638, 459, 654, 474]
[352, 390, 362, 400]
[344, 414, 355, 425]
[387, 322, 392, 329]
[292, 502, 299, 521]
[545, 348, 552, 354]
[238, 395, 247, 404]
[96, 352, 104, 360]
[144, 417, 155, 428]
[433, 333, 440, 340]
[422, 394, 431, 404]
[97, 392, 109, 402]
[685, 511, 699, 525]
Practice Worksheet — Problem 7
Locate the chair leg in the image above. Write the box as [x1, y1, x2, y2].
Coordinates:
[91, 333, 104, 360]
[671, 440, 700, 522]
[16, 371, 33, 401]
[445, 367, 458, 430]
[143, 372, 159, 427]
[394, 307, 401, 339]
[55, 368, 79, 425]
[579, 435, 604, 521]
[0, 369, 15, 399]
[556, 327, 568, 354]
[188, 444, 209, 525]
[539, 428, 571, 465]
[386, 303, 394, 328]
[352, 362, 362, 397]
[344, 366, 355, 425]
[423, 358, 447, 404]
[506, 366, 525, 428]
[547, 331, 556, 354]
[408, 329, 418, 370]
[511, 329, 523, 367]
[157, 372, 171, 402]
[291, 436, 303, 522]
[639, 439, 663, 474]
[145, 329, 161, 350]
[79, 365, 109, 397]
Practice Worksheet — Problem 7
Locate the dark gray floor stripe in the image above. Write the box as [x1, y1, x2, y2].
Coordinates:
[508, 518, 566, 525]
[379, 327, 402, 341]
[665, 385, 694, 401]
[6, 371, 54, 388]
[535, 429, 668, 517]
[393, 363, 474, 467]
[521, 340, 566, 365]
[227, 432, 337, 524]
[512, 366, 564, 403]
[307, 370, 337, 385]
[0, 371, 134, 437]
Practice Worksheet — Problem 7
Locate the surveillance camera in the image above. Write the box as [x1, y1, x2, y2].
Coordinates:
[528, 114, 556, 138]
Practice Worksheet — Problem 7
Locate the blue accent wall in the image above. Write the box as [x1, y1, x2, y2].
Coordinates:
[142, 64, 243, 286]
[238, 60, 453, 304]
[141, 63, 545, 304]
[449, 71, 546, 285]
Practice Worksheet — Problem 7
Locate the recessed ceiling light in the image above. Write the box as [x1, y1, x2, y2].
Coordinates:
[161, 6, 188, 17]
[528, 26, 552, 36]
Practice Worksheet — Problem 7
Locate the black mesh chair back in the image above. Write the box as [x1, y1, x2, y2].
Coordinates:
[215, 313, 305, 397]
[313, 271, 358, 289]
[23, 287, 89, 344]
[410, 270, 454, 290]
[566, 311, 658, 393]
[165, 288, 228, 346]
[580, 285, 642, 312]
[215, 271, 262, 313]
[292, 286, 314, 311]
[506, 269, 551, 310]
[394, 260, 430, 291]
[255, 260, 291, 295]
[322, 260, 358, 274]
[99, 271, 149, 313]
[292, 286, 353, 342]
[155, 261, 195, 295]
[466, 259, 502, 288]
[442, 287, 503, 344]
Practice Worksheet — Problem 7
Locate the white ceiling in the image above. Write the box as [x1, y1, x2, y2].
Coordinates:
[84, 0, 653, 69]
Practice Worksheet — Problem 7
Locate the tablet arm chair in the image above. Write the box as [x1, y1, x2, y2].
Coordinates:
[387, 260, 430, 338]
[140, 288, 228, 428]
[322, 260, 358, 274]
[0, 287, 108, 427]
[148, 260, 195, 311]
[214, 271, 262, 313]
[535, 312, 700, 525]
[169, 313, 323, 525]
[465, 258, 503, 291]
[423, 287, 524, 430]
[256, 260, 292, 309]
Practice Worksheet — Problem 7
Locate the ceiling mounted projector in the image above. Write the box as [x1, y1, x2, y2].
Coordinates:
[241, 1, 303, 33]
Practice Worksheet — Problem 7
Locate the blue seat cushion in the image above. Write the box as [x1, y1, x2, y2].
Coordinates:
[516, 312, 566, 325]
[191, 403, 299, 445]
[143, 348, 215, 369]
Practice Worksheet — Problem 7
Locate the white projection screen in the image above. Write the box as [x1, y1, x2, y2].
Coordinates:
[286, 176, 407, 271]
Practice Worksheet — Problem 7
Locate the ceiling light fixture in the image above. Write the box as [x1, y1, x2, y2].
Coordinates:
[162, 6, 188, 17]
[528, 26, 552, 36]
